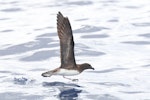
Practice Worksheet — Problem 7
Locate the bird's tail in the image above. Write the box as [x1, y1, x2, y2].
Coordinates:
[41, 71, 53, 77]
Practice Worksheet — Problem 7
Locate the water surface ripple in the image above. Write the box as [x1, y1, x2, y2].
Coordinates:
[0, 0, 150, 100]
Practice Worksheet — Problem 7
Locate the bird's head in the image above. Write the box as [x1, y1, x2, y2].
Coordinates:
[79, 63, 94, 72]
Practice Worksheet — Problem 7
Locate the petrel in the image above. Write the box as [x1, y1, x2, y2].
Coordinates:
[42, 12, 94, 81]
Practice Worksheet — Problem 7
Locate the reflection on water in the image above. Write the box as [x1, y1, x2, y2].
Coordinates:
[81, 34, 109, 39]
[132, 22, 150, 27]
[20, 50, 59, 61]
[122, 41, 150, 45]
[0, 29, 14, 33]
[65, 1, 93, 6]
[0, 37, 55, 56]
[14, 77, 35, 85]
[86, 94, 120, 100]
[0, 92, 44, 100]
[74, 25, 109, 33]
[42, 82, 81, 87]
[1, 8, 23, 12]
[59, 88, 82, 100]
[43, 82, 82, 100]
[92, 82, 130, 87]
[138, 33, 150, 38]
[119, 91, 145, 94]
[90, 68, 127, 73]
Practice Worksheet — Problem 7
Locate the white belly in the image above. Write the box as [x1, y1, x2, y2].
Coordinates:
[56, 69, 80, 76]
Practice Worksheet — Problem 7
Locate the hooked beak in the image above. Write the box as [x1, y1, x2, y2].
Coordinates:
[91, 67, 95, 70]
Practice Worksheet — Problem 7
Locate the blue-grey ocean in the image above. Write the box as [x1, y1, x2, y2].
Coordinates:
[0, 0, 150, 100]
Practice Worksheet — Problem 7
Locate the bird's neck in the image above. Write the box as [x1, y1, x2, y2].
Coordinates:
[77, 64, 87, 73]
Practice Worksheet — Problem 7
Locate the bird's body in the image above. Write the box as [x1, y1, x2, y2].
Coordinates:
[42, 12, 94, 80]
[57, 69, 80, 76]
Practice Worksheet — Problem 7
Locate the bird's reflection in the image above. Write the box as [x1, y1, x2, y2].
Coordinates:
[42, 81, 82, 100]
[58, 88, 82, 100]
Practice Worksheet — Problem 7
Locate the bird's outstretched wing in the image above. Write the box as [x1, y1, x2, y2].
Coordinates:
[57, 12, 76, 68]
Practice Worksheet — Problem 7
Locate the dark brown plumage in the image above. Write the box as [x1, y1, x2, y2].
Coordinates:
[57, 12, 76, 69]
[42, 12, 94, 80]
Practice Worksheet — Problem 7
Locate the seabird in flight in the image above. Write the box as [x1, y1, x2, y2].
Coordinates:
[42, 12, 94, 81]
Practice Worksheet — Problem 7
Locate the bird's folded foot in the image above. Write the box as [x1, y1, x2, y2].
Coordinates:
[63, 76, 78, 81]
[72, 79, 78, 82]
